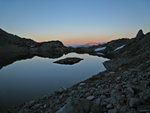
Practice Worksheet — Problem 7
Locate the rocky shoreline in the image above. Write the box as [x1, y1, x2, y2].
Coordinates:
[5, 57, 150, 113]
[1, 29, 150, 113]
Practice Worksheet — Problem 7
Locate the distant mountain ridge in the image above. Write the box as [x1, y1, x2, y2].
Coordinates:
[0, 28, 37, 47]
[0, 28, 65, 47]
[67, 42, 105, 48]
[0, 28, 66, 60]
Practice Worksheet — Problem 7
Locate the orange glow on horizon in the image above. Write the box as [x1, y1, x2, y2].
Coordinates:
[36, 38, 109, 46]
[33, 33, 134, 46]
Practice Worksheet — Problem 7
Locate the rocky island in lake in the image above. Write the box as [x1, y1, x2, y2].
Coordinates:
[54, 57, 83, 65]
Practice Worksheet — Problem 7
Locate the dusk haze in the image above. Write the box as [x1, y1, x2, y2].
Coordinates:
[0, 0, 150, 45]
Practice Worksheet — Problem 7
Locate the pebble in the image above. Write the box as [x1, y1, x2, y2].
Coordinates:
[79, 83, 86, 86]
[32, 104, 41, 109]
[116, 76, 121, 80]
[106, 104, 113, 109]
[86, 96, 95, 101]
[43, 104, 47, 108]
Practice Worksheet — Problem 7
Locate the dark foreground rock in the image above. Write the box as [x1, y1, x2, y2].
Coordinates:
[54, 57, 83, 65]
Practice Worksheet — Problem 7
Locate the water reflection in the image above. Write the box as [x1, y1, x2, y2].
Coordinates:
[0, 52, 108, 110]
[0, 52, 63, 70]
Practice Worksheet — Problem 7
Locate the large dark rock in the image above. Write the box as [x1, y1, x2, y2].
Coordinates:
[136, 29, 144, 40]
[54, 57, 83, 65]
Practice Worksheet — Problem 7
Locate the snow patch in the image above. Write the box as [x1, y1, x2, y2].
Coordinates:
[114, 45, 125, 51]
[95, 47, 106, 51]
[97, 52, 104, 55]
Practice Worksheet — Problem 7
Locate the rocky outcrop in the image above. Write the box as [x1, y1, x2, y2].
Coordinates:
[0, 28, 66, 59]
[37, 41, 64, 55]
[136, 29, 144, 40]
[54, 57, 83, 65]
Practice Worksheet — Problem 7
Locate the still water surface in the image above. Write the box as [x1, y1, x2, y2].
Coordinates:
[0, 53, 108, 110]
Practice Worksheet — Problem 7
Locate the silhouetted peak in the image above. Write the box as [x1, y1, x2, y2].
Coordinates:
[136, 29, 144, 40]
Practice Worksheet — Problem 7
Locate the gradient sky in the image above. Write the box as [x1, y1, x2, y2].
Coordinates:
[0, 0, 150, 45]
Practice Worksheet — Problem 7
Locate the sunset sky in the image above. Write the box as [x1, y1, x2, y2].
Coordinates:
[0, 0, 150, 45]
